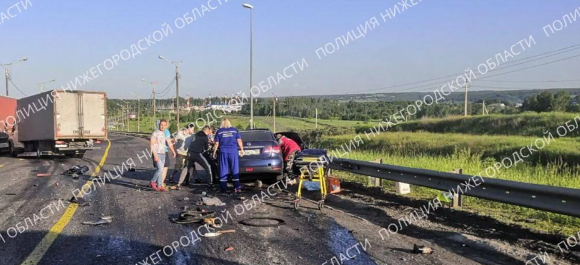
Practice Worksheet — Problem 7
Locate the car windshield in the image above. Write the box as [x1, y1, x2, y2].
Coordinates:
[240, 131, 276, 142]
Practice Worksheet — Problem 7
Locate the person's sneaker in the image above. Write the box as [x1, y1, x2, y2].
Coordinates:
[175, 185, 181, 190]
[150, 182, 161, 191]
[159, 186, 168, 192]
[234, 188, 242, 193]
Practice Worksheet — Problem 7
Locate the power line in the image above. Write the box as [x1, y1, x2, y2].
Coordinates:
[158, 80, 175, 98]
[351, 42, 580, 94]
[9, 79, 27, 97]
[477, 79, 580, 83]
[478, 53, 580, 81]
[470, 85, 580, 90]
[155, 78, 175, 96]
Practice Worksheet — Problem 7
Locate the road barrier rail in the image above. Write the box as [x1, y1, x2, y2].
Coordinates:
[329, 158, 580, 218]
[115, 131, 150, 140]
[114, 131, 580, 218]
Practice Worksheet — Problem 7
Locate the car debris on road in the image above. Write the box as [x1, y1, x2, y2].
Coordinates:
[412, 244, 434, 254]
[202, 196, 225, 206]
[61, 165, 89, 179]
[82, 216, 113, 226]
[201, 230, 236, 238]
[171, 209, 216, 224]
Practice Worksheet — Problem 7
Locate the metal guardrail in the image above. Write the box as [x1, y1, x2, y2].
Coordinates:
[114, 131, 150, 140]
[329, 158, 580, 218]
[113, 131, 580, 218]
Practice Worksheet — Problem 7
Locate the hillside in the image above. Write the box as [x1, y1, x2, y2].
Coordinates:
[355, 112, 580, 138]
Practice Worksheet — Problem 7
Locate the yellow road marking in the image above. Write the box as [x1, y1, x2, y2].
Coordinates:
[0, 165, 4, 168]
[20, 139, 112, 265]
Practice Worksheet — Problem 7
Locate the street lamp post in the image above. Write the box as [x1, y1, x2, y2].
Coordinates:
[38, 79, 56, 92]
[1, 57, 28, 96]
[131, 92, 141, 132]
[243, 3, 254, 129]
[116, 103, 125, 131]
[142, 79, 159, 129]
[158, 56, 183, 129]
[273, 94, 277, 132]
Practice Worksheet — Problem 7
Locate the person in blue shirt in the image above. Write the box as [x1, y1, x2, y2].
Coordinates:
[212, 118, 244, 193]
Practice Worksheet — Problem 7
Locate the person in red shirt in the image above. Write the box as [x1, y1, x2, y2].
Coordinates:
[276, 134, 302, 175]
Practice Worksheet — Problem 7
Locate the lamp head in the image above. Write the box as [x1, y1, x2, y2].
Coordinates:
[242, 3, 253, 9]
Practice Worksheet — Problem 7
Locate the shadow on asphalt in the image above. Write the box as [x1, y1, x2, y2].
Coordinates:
[322, 181, 579, 264]
[3, 231, 246, 265]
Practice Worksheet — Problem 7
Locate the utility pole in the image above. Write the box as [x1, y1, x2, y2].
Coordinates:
[142, 79, 158, 130]
[153, 86, 156, 129]
[131, 92, 141, 132]
[315, 108, 318, 128]
[273, 95, 277, 132]
[1, 57, 28, 96]
[38, 79, 55, 93]
[175, 64, 180, 128]
[464, 81, 469, 116]
[243, 3, 254, 129]
[482, 101, 488, 115]
[137, 97, 140, 132]
[158, 56, 182, 129]
[126, 102, 130, 132]
[5, 68, 9, 96]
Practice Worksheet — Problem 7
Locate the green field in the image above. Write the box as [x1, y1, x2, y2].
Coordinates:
[355, 112, 580, 138]
[114, 115, 336, 133]
[321, 131, 580, 168]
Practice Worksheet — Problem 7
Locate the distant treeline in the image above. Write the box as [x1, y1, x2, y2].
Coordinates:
[107, 89, 580, 122]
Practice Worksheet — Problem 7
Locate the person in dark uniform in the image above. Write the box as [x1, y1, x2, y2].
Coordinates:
[212, 118, 244, 193]
[187, 125, 214, 184]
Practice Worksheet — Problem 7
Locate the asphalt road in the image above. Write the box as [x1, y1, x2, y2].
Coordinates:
[0, 133, 575, 265]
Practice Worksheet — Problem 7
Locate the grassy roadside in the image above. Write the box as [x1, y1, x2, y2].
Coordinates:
[321, 131, 580, 168]
[355, 112, 580, 138]
[331, 150, 580, 236]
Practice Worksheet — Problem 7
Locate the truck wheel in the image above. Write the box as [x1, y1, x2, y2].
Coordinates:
[34, 142, 41, 159]
[9, 141, 17, 157]
[74, 152, 85, 159]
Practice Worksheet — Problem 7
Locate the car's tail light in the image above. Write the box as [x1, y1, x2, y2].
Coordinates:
[55, 141, 65, 145]
[246, 168, 254, 172]
[264, 145, 281, 154]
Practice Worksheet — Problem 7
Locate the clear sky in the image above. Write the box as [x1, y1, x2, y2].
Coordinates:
[1, 0, 580, 100]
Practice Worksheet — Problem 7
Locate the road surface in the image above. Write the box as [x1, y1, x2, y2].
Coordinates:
[0, 133, 575, 265]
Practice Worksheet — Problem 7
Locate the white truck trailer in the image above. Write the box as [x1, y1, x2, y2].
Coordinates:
[15, 90, 107, 158]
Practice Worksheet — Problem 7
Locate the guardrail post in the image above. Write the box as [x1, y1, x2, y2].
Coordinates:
[451, 168, 463, 208]
[368, 159, 383, 188]
[389, 158, 411, 195]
